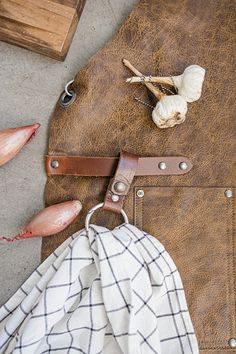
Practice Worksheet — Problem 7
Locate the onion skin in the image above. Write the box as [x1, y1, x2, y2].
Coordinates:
[0, 200, 82, 242]
[0, 123, 40, 167]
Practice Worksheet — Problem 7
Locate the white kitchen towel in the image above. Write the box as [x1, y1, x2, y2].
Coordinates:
[0, 224, 199, 354]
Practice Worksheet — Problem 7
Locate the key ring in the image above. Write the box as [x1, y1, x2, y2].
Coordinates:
[65, 80, 74, 97]
[85, 203, 129, 232]
[60, 79, 76, 107]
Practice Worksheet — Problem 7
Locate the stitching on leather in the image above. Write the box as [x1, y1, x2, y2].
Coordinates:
[226, 194, 232, 339]
[226, 190, 235, 336]
[139, 190, 143, 230]
[200, 349, 236, 352]
[232, 189, 236, 330]
[140, 191, 143, 230]
[134, 187, 143, 230]
[200, 347, 235, 352]
[199, 341, 234, 350]
[134, 188, 137, 227]
[134, 188, 139, 228]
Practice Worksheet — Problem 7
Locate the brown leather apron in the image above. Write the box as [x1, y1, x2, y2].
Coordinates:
[43, 0, 236, 352]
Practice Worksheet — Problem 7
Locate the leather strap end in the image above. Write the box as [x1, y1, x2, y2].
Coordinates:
[103, 151, 139, 214]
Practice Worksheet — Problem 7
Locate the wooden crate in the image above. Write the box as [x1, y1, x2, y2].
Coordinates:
[0, 0, 86, 61]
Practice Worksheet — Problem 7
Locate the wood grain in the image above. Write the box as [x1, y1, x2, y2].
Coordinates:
[0, 0, 86, 60]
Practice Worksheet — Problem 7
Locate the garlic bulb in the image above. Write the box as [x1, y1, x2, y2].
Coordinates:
[172, 65, 205, 102]
[123, 59, 202, 129]
[0, 123, 40, 167]
[152, 95, 188, 128]
[0, 200, 82, 242]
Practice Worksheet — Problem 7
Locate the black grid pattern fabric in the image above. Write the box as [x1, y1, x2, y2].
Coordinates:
[0, 224, 199, 354]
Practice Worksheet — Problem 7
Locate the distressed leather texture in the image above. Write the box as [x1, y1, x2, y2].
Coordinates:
[43, 0, 236, 352]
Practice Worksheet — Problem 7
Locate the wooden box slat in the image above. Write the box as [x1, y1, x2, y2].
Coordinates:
[0, 0, 86, 60]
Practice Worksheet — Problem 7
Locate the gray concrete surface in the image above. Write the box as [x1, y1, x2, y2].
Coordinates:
[0, 0, 138, 305]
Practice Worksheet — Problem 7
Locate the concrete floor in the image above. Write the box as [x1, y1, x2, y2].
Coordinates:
[0, 0, 138, 305]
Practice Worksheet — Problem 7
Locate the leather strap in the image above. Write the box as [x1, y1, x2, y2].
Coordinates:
[46, 155, 193, 176]
[103, 151, 139, 214]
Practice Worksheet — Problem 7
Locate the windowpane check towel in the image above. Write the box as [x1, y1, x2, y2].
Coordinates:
[0, 224, 199, 354]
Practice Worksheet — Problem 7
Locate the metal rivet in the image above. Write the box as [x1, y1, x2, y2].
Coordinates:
[229, 338, 236, 348]
[51, 160, 59, 169]
[114, 182, 126, 193]
[137, 189, 145, 198]
[225, 189, 233, 198]
[179, 161, 188, 170]
[158, 161, 167, 170]
[111, 194, 120, 202]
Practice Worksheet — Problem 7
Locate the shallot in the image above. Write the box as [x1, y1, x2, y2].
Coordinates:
[0, 123, 40, 167]
[0, 200, 82, 242]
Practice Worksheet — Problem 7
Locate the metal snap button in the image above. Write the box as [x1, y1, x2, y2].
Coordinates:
[114, 182, 126, 193]
[225, 189, 233, 198]
[51, 160, 59, 169]
[179, 161, 188, 170]
[229, 338, 236, 348]
[158, 161, 167, 170]
[111, 194, 120, 202]
[136, 189, 144, 198]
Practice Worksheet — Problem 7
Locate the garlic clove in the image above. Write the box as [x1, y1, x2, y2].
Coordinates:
[0, 200, 82, 242]
[173, 65, 205, 103]
[152, 95, 188, 129]
[0, 123, 40, 167]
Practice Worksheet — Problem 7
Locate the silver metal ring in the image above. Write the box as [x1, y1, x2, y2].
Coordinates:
[65, 80, 74, 97]
[59, 90, 77, 107]
[85, 203, 129, 232]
